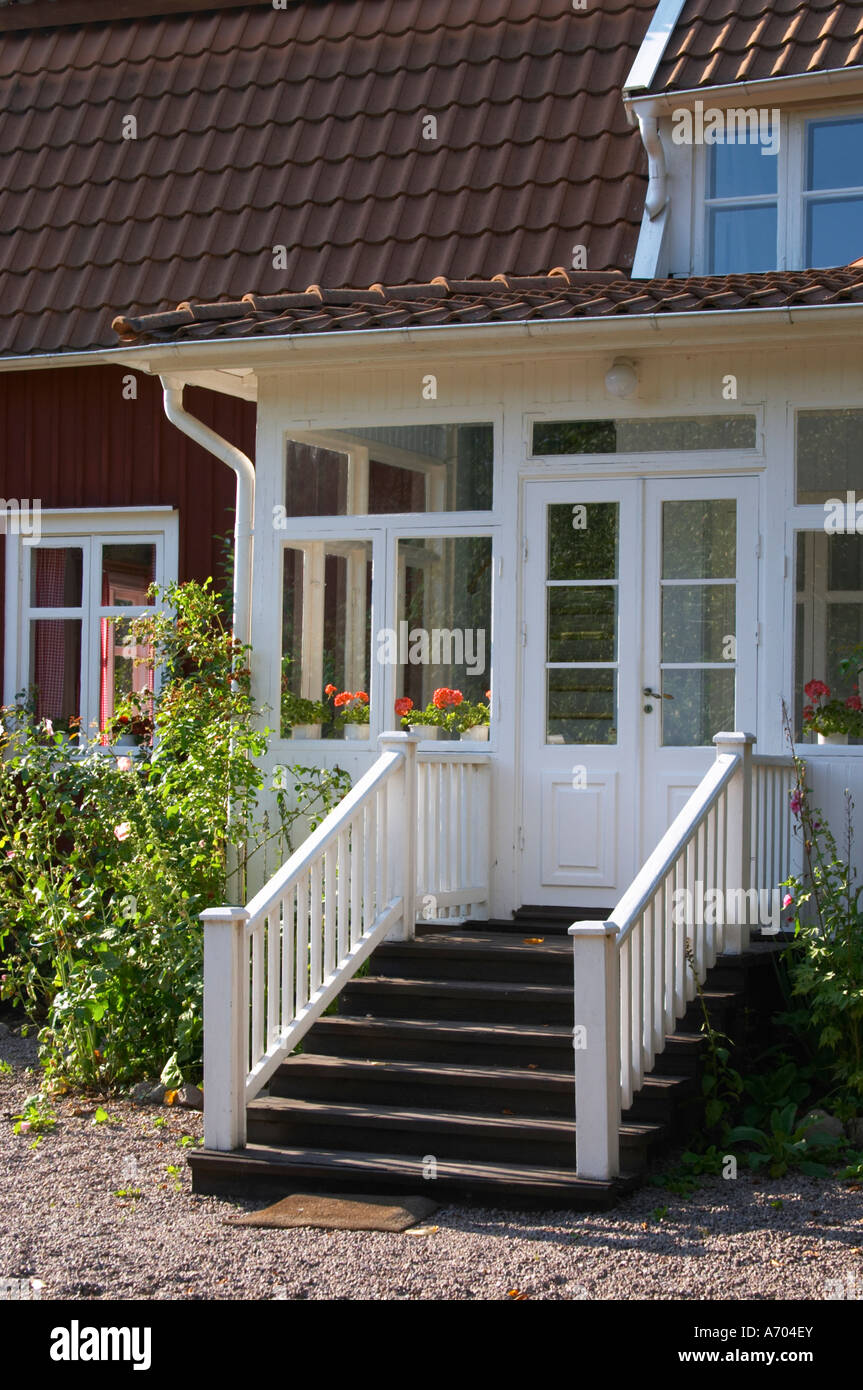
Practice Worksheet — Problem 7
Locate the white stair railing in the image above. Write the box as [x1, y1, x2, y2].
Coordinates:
[571, 733, 800, 1182]
[201, 731, 491, 1150]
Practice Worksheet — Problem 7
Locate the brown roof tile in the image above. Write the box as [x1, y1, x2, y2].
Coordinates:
[0, 0, 654, 357]
[647, 0, 863, 92]
[111, 263, 863, 345]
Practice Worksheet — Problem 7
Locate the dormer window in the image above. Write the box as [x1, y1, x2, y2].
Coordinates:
[693, 109, 863, 276]
[705, 134, 778, 275]
[804, 116, 863, 268]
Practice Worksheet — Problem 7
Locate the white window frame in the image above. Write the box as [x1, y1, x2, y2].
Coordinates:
[4, 508, 179, 745]
[694, 102, 863, 274]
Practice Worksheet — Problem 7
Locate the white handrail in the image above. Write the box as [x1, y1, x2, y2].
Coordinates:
[571, 732, 800, 1181]
[201, 732, 493, 1150]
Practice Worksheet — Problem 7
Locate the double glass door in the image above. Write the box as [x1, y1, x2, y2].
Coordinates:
[521, 476, 758, 907]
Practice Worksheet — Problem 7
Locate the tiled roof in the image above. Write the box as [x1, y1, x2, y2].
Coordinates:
[648, 0, 863, 93]
[111, 263, 863, 345]
[0, 0, 654, 358]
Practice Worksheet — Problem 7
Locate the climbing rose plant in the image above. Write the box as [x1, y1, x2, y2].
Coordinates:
[0, 579, 350, 1090]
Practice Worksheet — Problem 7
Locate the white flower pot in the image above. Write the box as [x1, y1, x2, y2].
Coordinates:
[460, 726, 489, 742]
[409, 725, 446, 740]
[816, 732, 848, 746]
[343, 724, 369, 740]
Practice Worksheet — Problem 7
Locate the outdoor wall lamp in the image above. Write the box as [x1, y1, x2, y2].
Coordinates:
[604, 357, 639, 398]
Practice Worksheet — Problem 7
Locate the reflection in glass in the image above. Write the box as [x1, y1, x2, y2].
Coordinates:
[397, 536, 492, 712]
[796, 410, 863, 503]
[662, 585, 735, 663]
[662, 500, 736, 579]
[547, 669, 616, 745]
[548, 587, 616, 663]
[662, 669, 735, 747]
[547, 502, 618, 580]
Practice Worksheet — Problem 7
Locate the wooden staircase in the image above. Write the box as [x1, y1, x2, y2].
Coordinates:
[190, 908, 773, 1208]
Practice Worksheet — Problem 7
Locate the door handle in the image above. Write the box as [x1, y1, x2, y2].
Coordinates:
[643, 688, 673, 699]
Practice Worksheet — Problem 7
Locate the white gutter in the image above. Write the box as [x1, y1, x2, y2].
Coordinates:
[159, 374, 254, 648]
[625, 65, 863, 117]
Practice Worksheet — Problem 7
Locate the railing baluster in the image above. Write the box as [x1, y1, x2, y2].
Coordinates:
[324, 845, 336, 978]
[281, 888, 295, 1034]
[266, 910, 279, 1046]
[350, 815, 363, 949]
[620, 935, 632, 1110]
[251, 923, 264, 1064]
[296, 875, 309, 1011]
[310, 857, 322, 996]
[337, 829, 349, 961]
[632, 915, 643, 1090]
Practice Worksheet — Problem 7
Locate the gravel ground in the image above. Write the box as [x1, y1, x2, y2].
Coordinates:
[2, 1027, 862, 1302]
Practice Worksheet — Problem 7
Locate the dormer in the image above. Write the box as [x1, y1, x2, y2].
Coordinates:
[624, 0, 863, 277]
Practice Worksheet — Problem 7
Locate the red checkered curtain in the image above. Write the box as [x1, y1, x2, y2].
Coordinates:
[33, 550, 66, 720]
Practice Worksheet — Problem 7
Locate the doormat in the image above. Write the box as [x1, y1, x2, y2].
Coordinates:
[229, 1192, 438, 1232]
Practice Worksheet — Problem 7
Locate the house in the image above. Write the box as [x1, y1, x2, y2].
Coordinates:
[2, 0, 862, 1201]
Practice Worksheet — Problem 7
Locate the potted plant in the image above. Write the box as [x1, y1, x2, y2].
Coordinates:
[802, 679, 863, 745]
[396, 688, 491, 739]
[330, 688, 370, 740]
[459, 690, 491, 742]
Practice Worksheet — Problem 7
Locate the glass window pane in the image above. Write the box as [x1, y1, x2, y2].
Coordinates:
[708, 203, 777, 275]
[661, 669, 735, 747]
[829, 533, 863, 591]
[533, 416, 756, 455]
[99, 617, 154, 736]
[548, 587, 616, 663]
[547, 669, 616, 744]
[30, 547, 83, 608]
[806, 195, 863, 269]
[547, 502, 618, 580]
[396, 536, 492, 713]
[284, 424, 493, 516]
[101, 544, 155, 605]
[807, 118, 863, 191]
[796, 409, 863, 503]
[662, 500, 736, 579]
[281, 541, 373, 740]
[710, 137, 778, 199]
[793, 533, 863, 743]
[662, 585, 736, 663]
[29, 618, 81, 726]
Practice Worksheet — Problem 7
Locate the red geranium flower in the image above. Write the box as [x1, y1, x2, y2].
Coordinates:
[354, 691, 369, 703]
[846, 694, 862, 711]
[333, 691, 353, 708]
[432, 687, 463, 709]
[394, 697, 413, 716]
[324, 684, 337, 696]
[804, 679, 830, 700]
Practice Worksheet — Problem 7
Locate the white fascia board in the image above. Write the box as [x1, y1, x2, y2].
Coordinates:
[623, 0, 688, 98]
[625, 65, 863, 118]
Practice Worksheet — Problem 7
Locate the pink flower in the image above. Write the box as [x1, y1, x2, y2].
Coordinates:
[42, 718, 54, 736]
[114, 823, 131, 842]
[116, 756, 133, 772]
[789, 790, 803, 816]
[845, 695, 862, 712]
[783, 893, 793, 908]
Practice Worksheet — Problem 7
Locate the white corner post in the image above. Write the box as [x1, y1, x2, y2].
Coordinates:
[378, 731, 421, 941]
[569, 920, 621, 1180]
[712, 731, 755, 954]
[201, 905, 249, 1150]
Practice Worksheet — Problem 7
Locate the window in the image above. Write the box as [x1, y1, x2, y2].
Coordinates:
[794, 530, 863, 744]
[396, 536, 492, 712]
[804, 117, 863, 268]
[282, 423, 493, 517]
[705, 134, 778, 275]
[532, 415, 757, 456]
[796, 409, 863, 504]
[5, 511, 178, 743]
[700, 109, 863, 273]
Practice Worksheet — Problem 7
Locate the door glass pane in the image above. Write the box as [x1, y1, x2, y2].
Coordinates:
[546, 501, 618, 743]
[547, 502, 618, 579]
[661, 585, 736, 663]
[396, 536, 492, 714]
[662, 500, 736, 579]
[661, 669, 735, 747]
[548, 586, 616, 663]
[29, 619, 81, 727]
[548, 669, 617, 745]
[281, 541, 373, 739]
[30, 547, 83, 607]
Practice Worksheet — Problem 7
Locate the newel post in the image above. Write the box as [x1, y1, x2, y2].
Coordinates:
[569, 920, 621, 1180]
[200, 905, 249, 1150]
[712, 731, 756, 954]
[378, 731, 421, 941]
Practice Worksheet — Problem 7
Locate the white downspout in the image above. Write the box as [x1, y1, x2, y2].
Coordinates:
[637, 113, 668, 219]
[159, 374, 255, 647]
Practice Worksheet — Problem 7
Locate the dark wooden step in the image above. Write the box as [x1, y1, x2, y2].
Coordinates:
[372, 930, 572, 985]
[307, 1015, 577, 1068]
[189, 1143, 639, 1207]
[340, 976, 574, 1025]
[246, 1095, 664, 1168]
[273, 1052, 695, 1123]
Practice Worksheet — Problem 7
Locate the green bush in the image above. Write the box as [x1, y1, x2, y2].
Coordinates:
[0, 579, 350, 1090]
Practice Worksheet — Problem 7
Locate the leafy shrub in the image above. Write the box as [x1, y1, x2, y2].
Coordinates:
[0, 580, 350, 1090]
